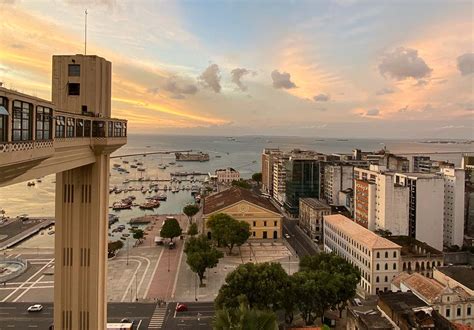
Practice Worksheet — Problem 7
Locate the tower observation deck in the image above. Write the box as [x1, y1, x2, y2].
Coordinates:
[0, 54, 127, 329]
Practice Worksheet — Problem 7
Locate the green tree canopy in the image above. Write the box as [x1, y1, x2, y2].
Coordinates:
[132, 228, 144, 241]
[207, 213, 250, 254]
[231, 179, 251, 189]
[215, 262, 289, 311]
[185, 235, 223, 285]
[187, 222, 198, 236]
[183, 204, 200, 223]
[213, 295, 278, 330]
[108, 240, 124, 254]
[160, 218, 182, 242]
[252, 172, 262, 183]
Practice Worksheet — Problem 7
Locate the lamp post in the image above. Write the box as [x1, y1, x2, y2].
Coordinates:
[135, 273, 138, 302]
[194, 273, 198, 301]
[126, 237, 129, 266]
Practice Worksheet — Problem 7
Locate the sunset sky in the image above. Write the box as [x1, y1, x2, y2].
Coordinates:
[0, 0, 473, 138]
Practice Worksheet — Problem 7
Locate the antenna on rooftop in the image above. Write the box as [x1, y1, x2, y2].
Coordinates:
[84, 9, 88, 55]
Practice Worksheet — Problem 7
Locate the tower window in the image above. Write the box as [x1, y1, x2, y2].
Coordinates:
[68, 83, 80, 96]
[68, 64, 80, 76]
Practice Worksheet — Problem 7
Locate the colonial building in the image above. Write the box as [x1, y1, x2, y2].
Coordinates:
[392, 272, 473, 327]
[386, 236, 444, 278]
[323, 214, 402, 295]
[215, 167, 240, 183]
[299, 198, 331, 241]
[203, 187, 282, 239]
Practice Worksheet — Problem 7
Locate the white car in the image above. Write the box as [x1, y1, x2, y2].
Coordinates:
[27, 304, 43, 312]
[284, 234, 291, 239]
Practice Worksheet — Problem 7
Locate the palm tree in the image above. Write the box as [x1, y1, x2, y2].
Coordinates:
[213, 295, 278, 330]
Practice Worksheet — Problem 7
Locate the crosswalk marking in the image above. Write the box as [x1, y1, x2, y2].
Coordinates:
[148, 304, 167, 329]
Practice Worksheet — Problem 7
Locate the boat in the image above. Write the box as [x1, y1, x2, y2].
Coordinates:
[137, 162, 143, 166]
[113, 164, 121, 168]
[123, 179, 130, 184]
[36, 178, 42, 183]
[175, 152, 210, 162]
[130, 164, 138, 169]
[215, 155, 221, 158]
[123, 160, 129, 164]
[27, 181, 35, 187]
[139, 200, 160, 209]
[114, 189, 123, 194]
[137, 168, 145, 172]
[112, 202, 131, 210]
[158, 164, 167, 169]
[168, 162, 176, 165]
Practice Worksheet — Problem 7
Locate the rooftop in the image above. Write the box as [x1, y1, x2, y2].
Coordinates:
[437, 266, 474, 291]
[300, 198, 330, 210]
[203, 186, 280, 215]
[402, 273, 445, 302]
[386, 236, 442, 257]
[324, 214, 401, 250]
[378, 291, 427, 312]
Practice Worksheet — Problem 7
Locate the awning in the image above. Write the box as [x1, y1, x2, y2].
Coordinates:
[0, 105, 9, 116]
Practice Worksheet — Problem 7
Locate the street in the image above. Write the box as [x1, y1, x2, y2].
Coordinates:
[0, 302, 157, 329]
[282, 218, 319, 257]
[163, 302, 214, 329]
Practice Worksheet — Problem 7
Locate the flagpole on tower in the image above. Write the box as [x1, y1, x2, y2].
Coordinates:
[84, 9, 88, 55]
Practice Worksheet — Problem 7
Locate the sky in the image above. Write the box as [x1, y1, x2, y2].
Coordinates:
[0, 0, 473, 138]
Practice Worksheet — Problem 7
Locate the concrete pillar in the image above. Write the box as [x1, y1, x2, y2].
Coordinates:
[54, 153, 109, 330]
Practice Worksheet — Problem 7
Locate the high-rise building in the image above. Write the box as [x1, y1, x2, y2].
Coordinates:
[462, 155, 474, 236]
[261, 148, 281, 196]
[322, 163, 353, 205]
[272, 153, 289, 205]
[284, 156, 321, 215]
[441, 168, 465, 247]
[394, 173, 444, 250]
[353, 165, 409, 235]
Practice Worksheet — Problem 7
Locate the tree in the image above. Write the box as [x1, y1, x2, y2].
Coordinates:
[183, 204, 200, 223]
[187, 222, 198, 236]
[293, 270, 338, 325]
[281, 275, 299, 325]
[299, 253, 360, 318]
[160, 218, 182, 242]
[108, 240, 124, 257]
[213, 295, 278, 330]
[215, 262, 289, 311]
[231, 179, 251, 189]
[252, 172, 262, 184]
[132, 228, 144, 241]
[207, 213, 250, 255]
[184, 235, 223, 286]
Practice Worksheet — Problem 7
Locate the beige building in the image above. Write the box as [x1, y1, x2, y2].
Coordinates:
[299, 198, 331, 241]
[203, 186, 282, 239]
[0, 54, 126, 330]
[323, 214, 402, 296]
[261, 148, 281, 196]
[392, 272, 473, 327]
[215, 167, 240, 183]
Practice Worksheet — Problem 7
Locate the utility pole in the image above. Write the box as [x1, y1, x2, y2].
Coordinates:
[84, 9, 88, 55]
[135, 273, 138, 302]
[126, 238, 129, 266]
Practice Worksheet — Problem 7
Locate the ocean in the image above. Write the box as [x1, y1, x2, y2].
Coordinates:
[1, 134, 473, 222]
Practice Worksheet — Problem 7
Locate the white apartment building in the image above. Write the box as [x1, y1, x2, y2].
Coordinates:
[324, 214, 402, 295]
[323, 164, 353, 205]
[354, 165, 409, 235]
[394, 173, 444, 251]
[215, 167, 240, 183]
[441, 168, 465, 247]
[272, 154, 289, 205]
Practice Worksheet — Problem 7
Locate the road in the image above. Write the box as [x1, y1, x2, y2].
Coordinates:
[282, 218, 319, 257]
[163, 302, 214, 329]
[0, 302, 156, 329]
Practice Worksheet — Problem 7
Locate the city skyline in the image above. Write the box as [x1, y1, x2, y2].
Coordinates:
[0, 0, 473, 138]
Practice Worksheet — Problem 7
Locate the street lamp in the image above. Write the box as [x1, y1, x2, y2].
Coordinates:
[126, 237, 129, 266]
[194, 273, 198, 301]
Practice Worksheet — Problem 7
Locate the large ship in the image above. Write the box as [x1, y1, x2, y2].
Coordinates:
[175, 152, 210, 162]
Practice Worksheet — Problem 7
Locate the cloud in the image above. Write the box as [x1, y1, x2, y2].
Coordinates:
[375, 87, 394, 95]
[457, 53, 474, 76]
[198, 64, 221, 93]
[379, 47, 432, 80]
[398, 105, 409, 113]
[147, 87, 159, 95]
[366, 108, 380, 116]
[313, 93, 330, 102]
[271, 70, 296, 89]
[230, 68, 253, 91]
[414, 79, 429, 87]
[162, 76, 198, 99]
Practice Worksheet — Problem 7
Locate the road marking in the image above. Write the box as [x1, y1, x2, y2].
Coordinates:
[119, 259, 142, 302]
[144, 248, 164, 298]
[148, 305, 167, 329]
[13, 274, 45, 302]
[171, 241, 185, 298]
[136, 319, 143, 329]
[2, 258, 53, 302]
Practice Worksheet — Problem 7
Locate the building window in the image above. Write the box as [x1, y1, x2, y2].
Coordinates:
[68, 83, 80, 96]
[84, 120, 91, 137]
[384, 276, 388, 282]
[12, 100, 32, 141]
[467, 306, 471, 316]
[55, 116, 65, 138]
[0, 96, 8, 142]
[446, 308, 450, 318]
[253, 221, 256, 227]
[76, 119, 84, 137]
[35, 106, 52, 140]
[274, 221, 277, 227]
[252, 231, 255, 237]
[264, 221, 267, 227]
[108, 121, 113, 137]
[457, 307, 461, 317]
[92, 121, 105, 137]
[66, 118, 75, 137]
[384, 263, 388, 270]
[114, 122, 123, 137]
[393, 263, 397, 270]
[376, 264, 379, 270]
[393, 251, 397, 258]
[376, 276, 379, 283]
[385, 252, 388, 258]
[376, 252, 380, 258]
[68, 64, 80, 76]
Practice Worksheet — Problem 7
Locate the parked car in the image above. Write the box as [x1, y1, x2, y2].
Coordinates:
[284, 234, 290, 239]
[27, 304, 43, 312]
[168, 242, 175, 250]
[176, 303, 188, 312]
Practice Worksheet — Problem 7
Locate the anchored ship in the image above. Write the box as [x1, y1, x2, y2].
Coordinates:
[175, 152, 210, 162]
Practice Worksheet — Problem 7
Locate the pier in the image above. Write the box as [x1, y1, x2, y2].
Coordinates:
[110, 150, 193, 159]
